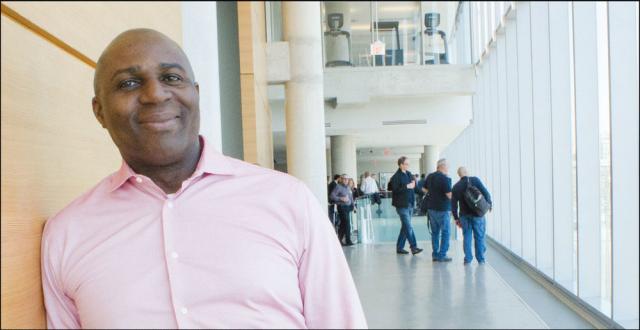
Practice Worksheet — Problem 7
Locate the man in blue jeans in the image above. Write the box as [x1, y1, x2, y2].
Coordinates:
[389, 156, 423, 255]
[451, 166, 492, 265]
[423, 158, 453, 262]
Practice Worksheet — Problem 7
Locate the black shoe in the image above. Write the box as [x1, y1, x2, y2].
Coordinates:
[438, 257, 452, 262]
[345, 242, 355, 246]
[433, 258, 439, 262]
[411, 248, 423, 255]
[396, 249, 410, 254]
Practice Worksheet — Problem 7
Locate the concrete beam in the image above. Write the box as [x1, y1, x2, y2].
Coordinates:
[324, 65, 476, 106]
[266, 41, 290, 84]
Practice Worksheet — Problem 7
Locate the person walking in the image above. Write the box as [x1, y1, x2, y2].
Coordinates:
[389, 157, 423, 255]
[452, 167, 492, 265]
[330, 174, 355, 246]
[423, 159, 453, 262]
[328, 174, 341, 229]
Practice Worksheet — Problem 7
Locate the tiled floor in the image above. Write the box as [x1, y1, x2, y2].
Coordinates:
[342, 216, 593, 329]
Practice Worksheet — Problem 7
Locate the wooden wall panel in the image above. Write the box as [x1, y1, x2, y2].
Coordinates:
[237, 2, 255, 75]
[1, 16, 121, 328]
[3, 1, 183, 61]
[237, 1, 273, 168]
[240, 74, 258, 164]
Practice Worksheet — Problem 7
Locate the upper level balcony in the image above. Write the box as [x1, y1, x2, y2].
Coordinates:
[266, 1, 476, 105]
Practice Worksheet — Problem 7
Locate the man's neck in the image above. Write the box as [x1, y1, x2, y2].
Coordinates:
[126, 140, 202, 194]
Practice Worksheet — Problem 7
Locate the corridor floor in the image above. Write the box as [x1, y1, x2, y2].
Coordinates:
[342, 216, 593, 329]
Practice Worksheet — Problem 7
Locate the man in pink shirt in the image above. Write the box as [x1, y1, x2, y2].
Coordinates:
[41, 28, 367, 329]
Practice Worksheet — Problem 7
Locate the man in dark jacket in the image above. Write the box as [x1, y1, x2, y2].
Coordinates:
[389, 156, 423, 255]
[451, 166, 492, 265]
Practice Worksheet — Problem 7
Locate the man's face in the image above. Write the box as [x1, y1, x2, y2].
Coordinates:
[92, 32, 200, 167]
[400, 160, 410, 172]
[340, 176, 348, 185]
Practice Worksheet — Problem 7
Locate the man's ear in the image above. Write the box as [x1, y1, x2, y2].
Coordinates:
[92, 96, 106, 128]
[194, 82, 200, 95]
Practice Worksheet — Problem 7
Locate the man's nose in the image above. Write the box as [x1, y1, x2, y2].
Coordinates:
[139, 79, 171, 104]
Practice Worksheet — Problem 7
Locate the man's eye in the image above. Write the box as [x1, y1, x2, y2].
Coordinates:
[119, 79, 140, 89]
[162, 74, 183, 83]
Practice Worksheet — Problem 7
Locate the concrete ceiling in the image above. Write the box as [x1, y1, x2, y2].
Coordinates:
[271, 94, 472, 152]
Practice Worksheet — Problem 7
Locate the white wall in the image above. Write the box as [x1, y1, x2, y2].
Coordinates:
[182, 2, 222, 151]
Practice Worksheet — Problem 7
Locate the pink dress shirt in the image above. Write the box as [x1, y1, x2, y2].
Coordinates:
[41, 137, 367, 329]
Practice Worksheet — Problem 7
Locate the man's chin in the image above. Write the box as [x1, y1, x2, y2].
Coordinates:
[128, 135, 195, 162]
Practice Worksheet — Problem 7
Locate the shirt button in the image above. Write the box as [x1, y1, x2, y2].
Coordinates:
[167, 201, 174, 209]
[180, 307, 188, 315]
[171, 252, 179, 259]
[135, 177, 142, 183]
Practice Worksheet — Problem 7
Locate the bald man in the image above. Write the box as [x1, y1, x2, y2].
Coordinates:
[41, 29, 366, 329]
[451, 167, 492, 265]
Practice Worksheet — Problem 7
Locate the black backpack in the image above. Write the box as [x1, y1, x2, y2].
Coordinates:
[463, 177, 491, 217]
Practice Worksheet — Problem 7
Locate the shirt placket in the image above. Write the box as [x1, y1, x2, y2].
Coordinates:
[160, 192, 190, 327]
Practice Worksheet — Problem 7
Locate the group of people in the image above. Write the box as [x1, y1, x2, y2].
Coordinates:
[327, 171, 384, 246]
[388, 156, 492, 264]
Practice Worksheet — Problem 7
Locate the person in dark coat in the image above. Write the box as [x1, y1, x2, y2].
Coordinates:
[388, 156, 423, 255]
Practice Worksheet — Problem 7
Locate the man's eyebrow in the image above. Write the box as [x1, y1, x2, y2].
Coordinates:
[159, 63, 186, 72]
[111, 66, 141, 81]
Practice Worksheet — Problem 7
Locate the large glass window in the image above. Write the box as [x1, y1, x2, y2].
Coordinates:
[568, 1, 579, 295]
[595, 1, 612, 316]
[320, 1, 465, 67]
[441, 0, 638, 325]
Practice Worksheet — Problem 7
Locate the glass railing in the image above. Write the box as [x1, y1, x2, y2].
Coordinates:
[352, 194, 458, 244]
[354, 196, 375, 243]
[320, 1, 469, 68]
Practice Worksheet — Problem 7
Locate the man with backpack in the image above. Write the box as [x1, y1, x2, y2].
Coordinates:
[451, 166, 492, 265]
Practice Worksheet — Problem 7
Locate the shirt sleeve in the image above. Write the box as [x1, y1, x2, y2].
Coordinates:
[329, 185, 340, 203]
[41, 222, 81, 329]
[390, 173, 408, 193]
[296, 182, 368, 329]
[423, 174, 431, 191]
[442, 176, 452, 193]
[451, 183, 460, 220]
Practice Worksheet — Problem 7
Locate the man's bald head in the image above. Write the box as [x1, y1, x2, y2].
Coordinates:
[93, 28, 195, 98]
[457, 166, 468, 178]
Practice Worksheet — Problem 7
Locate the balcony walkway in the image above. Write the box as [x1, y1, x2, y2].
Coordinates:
[342, 216, 593, 329]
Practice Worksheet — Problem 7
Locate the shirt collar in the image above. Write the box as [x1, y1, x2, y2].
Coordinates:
[108, 135, 236, 193]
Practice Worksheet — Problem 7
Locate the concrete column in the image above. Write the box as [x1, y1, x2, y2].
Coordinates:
[283, 2, 328, 206]
[422, 145, 439, 174]
[331, 135, 358, 182]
